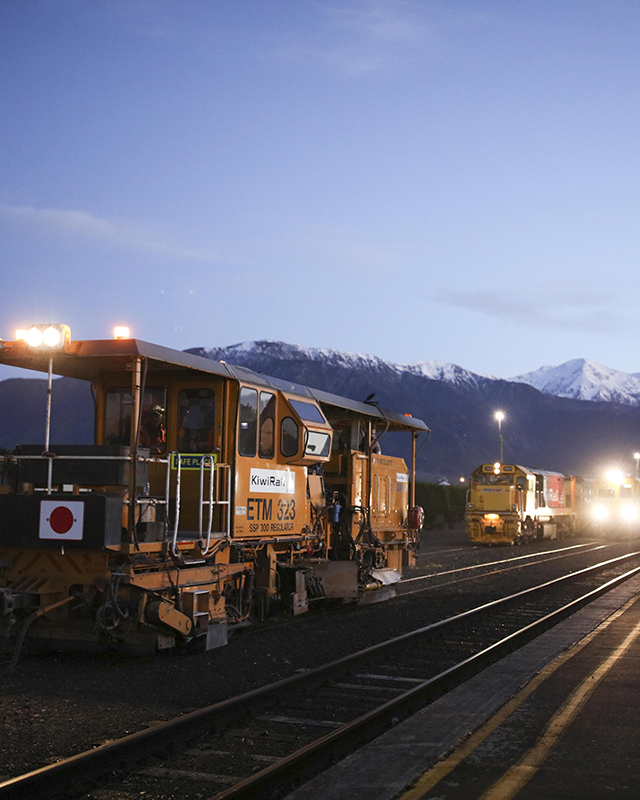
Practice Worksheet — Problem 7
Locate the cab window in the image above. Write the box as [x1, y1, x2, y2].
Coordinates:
[305, 430, 331, 457]
[281, 416, 299, 458]
[178, 389, 215, 453]
[488, 474, 513, 485]
[259, 392, 276, 459]
[105, 387, 167, 454]
[238, 387, 258, 457]
[288, 398, 326, 424]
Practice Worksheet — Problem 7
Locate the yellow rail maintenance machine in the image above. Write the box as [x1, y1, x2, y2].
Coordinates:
[0, 324, 428, 654]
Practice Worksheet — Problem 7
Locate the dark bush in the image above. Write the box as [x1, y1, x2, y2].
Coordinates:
[415, 482, 467, 530]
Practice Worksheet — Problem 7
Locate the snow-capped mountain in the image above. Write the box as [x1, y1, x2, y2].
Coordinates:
[195, 342, 640, 406]
[194, 340, 394, 372]
[510, 359, 640, 406]
[190, 341, 491, 389]
[405, 360, 495, 388]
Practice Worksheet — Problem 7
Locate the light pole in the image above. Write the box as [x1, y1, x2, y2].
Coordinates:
[495, 411, 505, 463]
[634, 453, 640, 479]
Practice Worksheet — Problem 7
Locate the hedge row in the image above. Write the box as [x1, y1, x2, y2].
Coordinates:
[414, 481, 467, 530]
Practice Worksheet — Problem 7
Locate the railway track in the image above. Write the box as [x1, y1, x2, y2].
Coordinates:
[399, 541, 609, 593]
[2, 549, 640, 800]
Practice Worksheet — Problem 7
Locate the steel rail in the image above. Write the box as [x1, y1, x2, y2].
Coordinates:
[397, 545, 612, 598]
[402, 542, 606, 584]
[1, 551, 639, 800]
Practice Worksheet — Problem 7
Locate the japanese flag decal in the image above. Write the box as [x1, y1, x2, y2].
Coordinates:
[39, 500, 85, 541]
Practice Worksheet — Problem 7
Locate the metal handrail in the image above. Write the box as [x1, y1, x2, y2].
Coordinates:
[198, 455, 215, 554]
[224, 464, 232, 539]
[200, 461, 232, 555]
[215, 463, 232, 540]
[1, 454, 133, 461]
[170, 452, 182, 558]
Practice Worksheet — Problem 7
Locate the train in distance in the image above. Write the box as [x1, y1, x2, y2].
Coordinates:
[466, 461, 640, 545]
[0, 324, 428, 655]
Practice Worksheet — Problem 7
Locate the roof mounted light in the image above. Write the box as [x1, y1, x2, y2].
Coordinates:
[22, 324, 71, 351]
[606, 470, 624, 485]
[113, 326, 130, 340]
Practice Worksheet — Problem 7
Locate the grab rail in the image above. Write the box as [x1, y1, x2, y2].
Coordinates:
[199, 460, 232, 555]
[170, 452, 182, 558]
[198, 455, 215, 553]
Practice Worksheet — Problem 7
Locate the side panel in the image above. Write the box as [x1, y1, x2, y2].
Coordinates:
[546, 474, 565, 507]
[233, 460, 309, 538]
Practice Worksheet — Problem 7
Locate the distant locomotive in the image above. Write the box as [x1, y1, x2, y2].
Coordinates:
[0, 324, 427, 654]
[587, 470, 640, 536]
[466, 463, 577, 545]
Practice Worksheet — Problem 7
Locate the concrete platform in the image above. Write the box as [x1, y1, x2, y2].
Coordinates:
[284, 574, 640, 800]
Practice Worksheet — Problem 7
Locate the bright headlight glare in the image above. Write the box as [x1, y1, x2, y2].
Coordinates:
[593, 506, 608, 520]
[25, 327, 43, 347]
[622, 506, 638, 521]
[42, 326, 61, 347]
[22, 323, 70, 350]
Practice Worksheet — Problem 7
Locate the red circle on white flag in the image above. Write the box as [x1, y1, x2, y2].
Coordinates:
[49, 506, 74, 534]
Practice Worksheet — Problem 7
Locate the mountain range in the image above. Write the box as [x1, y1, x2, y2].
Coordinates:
[193, 344, 640, 407]
[2, 342, 640, 482]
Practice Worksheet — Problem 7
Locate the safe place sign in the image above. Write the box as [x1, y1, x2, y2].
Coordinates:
[170, 453, 218, 470]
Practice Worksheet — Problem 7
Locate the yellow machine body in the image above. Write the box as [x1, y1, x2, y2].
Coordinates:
[0, 333, 428, 653]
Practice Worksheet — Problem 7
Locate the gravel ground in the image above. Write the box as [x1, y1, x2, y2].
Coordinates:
[0, 527, 632, 782]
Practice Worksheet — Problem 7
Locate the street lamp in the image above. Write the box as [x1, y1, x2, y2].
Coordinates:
[634, 452, 640, 479]
[495, 411, 505, 463]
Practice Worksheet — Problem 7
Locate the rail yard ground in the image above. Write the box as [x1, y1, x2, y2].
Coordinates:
[1, 526, 639, 798]
[287, 553, 640, 800]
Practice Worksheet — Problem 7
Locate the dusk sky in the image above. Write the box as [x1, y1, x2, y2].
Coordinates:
[2, 1, 640, 382]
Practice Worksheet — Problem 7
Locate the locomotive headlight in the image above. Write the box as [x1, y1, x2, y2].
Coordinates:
[593, 506, 608, 520]
[25, 327, 43, 347]
[23, 323, 71, 351]
[621, 505, 638, 521]
[42, 326, 62, 347]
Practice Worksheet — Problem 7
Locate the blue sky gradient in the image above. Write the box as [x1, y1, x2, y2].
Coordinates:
[2, 0, 640, 380]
